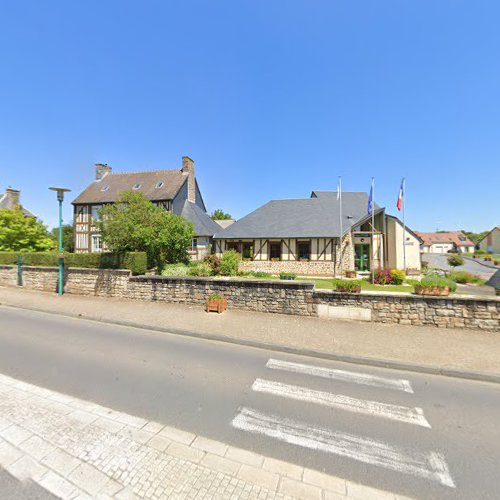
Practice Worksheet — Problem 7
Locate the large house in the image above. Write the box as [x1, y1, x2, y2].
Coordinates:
[415, 231, 475, 254]
[213, 191, 421, 276]
[0, 187, 36, 217]
[72, 156, 220, 259]
[478, 227, 500, 254]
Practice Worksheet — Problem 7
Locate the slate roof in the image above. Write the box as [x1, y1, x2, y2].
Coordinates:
[415, 231, 474, 248]
[214, 192, 382, 239]
[177, 200, 222, 237]
[72, 169, 188, 204]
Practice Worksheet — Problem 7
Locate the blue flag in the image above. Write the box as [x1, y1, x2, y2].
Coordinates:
[367, 183, 373, 214]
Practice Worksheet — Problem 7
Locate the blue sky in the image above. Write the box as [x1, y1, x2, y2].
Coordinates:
[1, 0, 498, 231]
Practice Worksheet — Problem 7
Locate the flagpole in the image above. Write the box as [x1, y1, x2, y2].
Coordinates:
[402, 178, 406, 271]
[338, 176, 343, 278]
[371, 177, 375, 284]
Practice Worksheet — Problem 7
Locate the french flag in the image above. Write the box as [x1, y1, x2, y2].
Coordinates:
[396, 179, 404, 211]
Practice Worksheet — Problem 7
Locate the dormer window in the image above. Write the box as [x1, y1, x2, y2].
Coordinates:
[132, 183, 142, 190]
[155, 182, 164, 189]
[101, 185, 109, 192]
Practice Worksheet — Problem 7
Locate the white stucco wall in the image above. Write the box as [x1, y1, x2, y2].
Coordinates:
[385, 218, 421, 270]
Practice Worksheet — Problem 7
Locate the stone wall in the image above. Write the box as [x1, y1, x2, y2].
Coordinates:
[0, 265, 17, 287]
[127, 276, 316, 316]
[314, 290, 499, 330]
[0, 265, 498, 330]
[3, 266, 130, 296]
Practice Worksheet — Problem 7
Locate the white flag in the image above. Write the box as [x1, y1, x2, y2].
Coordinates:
[337, 177, 342, 200]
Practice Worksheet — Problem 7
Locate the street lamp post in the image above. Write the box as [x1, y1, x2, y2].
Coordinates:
[49, 187, 71, 296]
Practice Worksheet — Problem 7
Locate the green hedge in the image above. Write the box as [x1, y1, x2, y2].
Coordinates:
[0, 252, 147, 275]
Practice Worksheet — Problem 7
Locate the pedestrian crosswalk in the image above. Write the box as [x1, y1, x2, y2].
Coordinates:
[232, 357, 455, 490]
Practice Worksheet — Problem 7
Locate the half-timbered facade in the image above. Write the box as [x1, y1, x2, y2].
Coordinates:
[72, 156, 220, 259]
[214, 191, 420, 276]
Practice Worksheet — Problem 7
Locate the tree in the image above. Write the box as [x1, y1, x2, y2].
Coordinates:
[98, 191, 195, 268]
[51, 224, 74, 252]
[447, 254, 464, 268]
[210, 209, 233, 220]
[0, 209, 55, 252]
[461, 230, 489, 245]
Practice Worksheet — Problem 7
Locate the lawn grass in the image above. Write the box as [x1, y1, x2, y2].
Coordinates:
[297, 278, 415, 293]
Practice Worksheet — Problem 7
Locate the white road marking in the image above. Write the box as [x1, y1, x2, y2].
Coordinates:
[232, 407, 454, 488]
[267, 358, 414, 393]
[252, 379, 431, 428]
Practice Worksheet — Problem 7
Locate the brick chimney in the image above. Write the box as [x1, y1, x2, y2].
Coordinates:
[5, 188, 20, 209]
[181, 156, 195, 203]
[95, 163, 112, 180]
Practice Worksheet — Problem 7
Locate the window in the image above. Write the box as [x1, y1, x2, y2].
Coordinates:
[91, 205, 102, 221]
[91, 235, 103, 253]
[192, 238, 198, 248]
[155, 182, 164, 189]
[269, 242, 281, 260]
[100, 185, 109, 192]
[242, 242, 253, 259]
[298, 241, 311, 260]
[226, 242, 240, 253]
[132, 183, 142, 190]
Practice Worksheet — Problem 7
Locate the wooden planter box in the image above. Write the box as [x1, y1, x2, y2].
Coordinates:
[336, 286, 361, 293]
[206, 298, 228, 313]
[414, 285, 450, 297]
[344, 270, 357, 278]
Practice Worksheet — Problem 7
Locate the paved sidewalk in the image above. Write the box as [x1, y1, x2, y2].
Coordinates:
[0, 286, 499, 377]
[0, 372, 409, 500]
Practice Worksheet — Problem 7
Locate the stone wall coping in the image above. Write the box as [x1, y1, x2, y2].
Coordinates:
[15, 265, 131, 275]
[313, 289, 500, 303]
[0, 265, 15, 269]
[130, 275, 316, 289]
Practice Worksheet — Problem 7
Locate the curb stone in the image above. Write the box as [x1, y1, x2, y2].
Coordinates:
[2, 301, 499, 385]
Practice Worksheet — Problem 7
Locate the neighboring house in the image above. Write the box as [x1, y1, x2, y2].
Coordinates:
[72, 156, 219, 259]
[0, 187, 36, 217]
[477, 227, 500, 254]
[416, 231, 475, 254]
[214, 191, 421, 276]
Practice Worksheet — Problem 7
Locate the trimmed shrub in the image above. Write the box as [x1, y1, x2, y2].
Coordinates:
[220, 250, 240, 276]
[420, 275, 457, 292]
[390, 269, 405, 285]
[0, 252, 20, 265]
[474, 249, 486, 255]
[447, 254, 464, 268]
[0, 252, 147, 275]
[334, 279, 362, 293]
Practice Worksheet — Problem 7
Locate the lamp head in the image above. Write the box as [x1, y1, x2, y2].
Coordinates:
[49, 187, 71, 202]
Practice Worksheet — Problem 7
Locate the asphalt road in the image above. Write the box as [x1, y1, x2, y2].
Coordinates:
[0, 305, 499, 500]
[423, 253, 497, 279]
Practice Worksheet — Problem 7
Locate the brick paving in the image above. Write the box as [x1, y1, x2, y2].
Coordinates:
[0, 373, 409, 499]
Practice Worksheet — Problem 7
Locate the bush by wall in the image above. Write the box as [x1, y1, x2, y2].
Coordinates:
[220, 250, 240, 276]
[390, 269, 406, 285]
[0, 251, 147, 275]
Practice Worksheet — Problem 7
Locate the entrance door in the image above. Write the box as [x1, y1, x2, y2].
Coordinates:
[355, 244, 370, 271]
